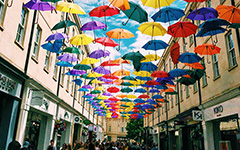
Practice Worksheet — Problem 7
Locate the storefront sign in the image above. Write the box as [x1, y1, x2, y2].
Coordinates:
[213, 105, 223, 116]
[31, 91, 45, 106]
[192, 110, 203, 121]
[0, 73, 21, 97]
[74, 116, 81, 124]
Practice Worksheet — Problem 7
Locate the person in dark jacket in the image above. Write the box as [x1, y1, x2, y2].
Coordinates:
[8, 141, 21, 150]
[47, 140, 56, 150]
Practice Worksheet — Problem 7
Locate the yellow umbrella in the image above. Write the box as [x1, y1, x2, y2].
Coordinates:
[130, 79, 146, 85]
[56, 2, 86, 14]
[112, 69, 130, 76]
[108, 0, 130, 11]
[141, 0, 175, 9]
[116, 93, 127, 98]
[133, 71, 151, 77]
[127, 94, 137, 99]
[95, 86, 104, 91]
[87, 72, 103, 78]
[138, 22, 167, 42]
[141, 54, 161, 62]
[70, 34, 93, 46]
[91, 79, 104, 84]
[81, 57, 100, 64]
[98, 96, 108, 100]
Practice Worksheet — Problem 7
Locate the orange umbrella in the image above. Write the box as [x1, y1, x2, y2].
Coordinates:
[216, 5, 240, 23]
[162, 88, 174, 92]
[108, 0, 130, 11]
[156, 99, 165, 103]
[183, 74, 192, 78]
[112, 58, 131, 64]
[116, 93, 127, 98]
[114, 79, 125, 85]
[194, 44, 221, 55]
[166, 83, 176, 87]
[112, 69, 130, 76]
[184, 62, 204, 69]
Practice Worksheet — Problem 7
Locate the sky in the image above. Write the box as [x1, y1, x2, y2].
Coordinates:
[74, 0, 188, 73]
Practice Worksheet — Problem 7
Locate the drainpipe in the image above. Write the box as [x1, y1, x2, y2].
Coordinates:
[176, 64, 181, 114]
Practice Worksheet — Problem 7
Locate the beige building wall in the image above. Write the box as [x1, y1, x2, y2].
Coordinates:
[106, 118, 128, 141]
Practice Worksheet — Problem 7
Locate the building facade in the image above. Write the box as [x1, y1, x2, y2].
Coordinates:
[144, 0, 240, 150]
[106, 118, 128, 142]
[0, 0, 105, 149]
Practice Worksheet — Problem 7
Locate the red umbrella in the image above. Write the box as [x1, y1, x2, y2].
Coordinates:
[135, 103, 142, 106]
[89, 5, 120, 30]
[107, 87, 120, 93]
[151, 71, 169, 78]
[170, 42, 180, 65]
[109, 97, 120, 101]
[146, 80, 160, 86]
[94, 37, 119, 49]
[138, 94, 150, 99]
[103, 74, 119, 79]
[101, 60, 120, 66]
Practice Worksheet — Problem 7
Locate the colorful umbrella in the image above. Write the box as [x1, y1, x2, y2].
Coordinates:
[142, 40, 169, 51]
[135, 88, 147, 93]
[194, 44, 221, 55]
[70, 34, 93, 46]
[121, 1, 148, 26]
[184, 62, 204, 69]
[151, 7, 185, 23]
[146, 80, 160, 86]
[112, 69, 130, 76]
[89, 50, 110, 59]
[151, 71, 169, 78]
[138, 94, 150, 99]
[141, 54, 161, 62]
[56, 2, 86, 14]
[108, 0, 130, 11]
[78, 88, 89, 92]
[170, 42, 180, 65]
[24, 0, 55, 11]
[116, 94, 127, 98]
[187, 7, 218, 21]
[134, 98, 145, 103]
[51, 20, 77, 30]
[55, 61, 74, 67]
[122, 51, 145, 71]
[81, 57, 100, 64]
[103, 92, 113, 96]
[94, 37, 119, 49]
[152, 95, 163, 99]
[216, 5, 240, 23]
[140, 62, 158, 72]
[149, 89, 160, 93]
[58, 54, 78, 62]
[102, 74, 119, 80]
[93, 66, 111, 75]
[90, 90, 102, 94]
[133, 71, 151, 77]
[72, 78, 83, 86]
[65, 69, 85, 76]
[45, 33, 68, 41]
[112, 58, 131, 64]
[121, 82, 134, 86]
[81, 21, 106, 39]
[178, 77, 196, 85]
[87, 72, 103, 78]
[178, 53, 202, 63]
[127, 94, 137, 99]
[121, 76, 136, 81]
[141, 0, 175, 9]
[121, 87, 133, 93]
[82, 85, 93, 89]
[101, 60, 120, 66]
[169, 69, 187, 78]
[41, 39, 63, 53]
[62, 47, 82, 54]
[136, 76, 152, 81]
[183, 0, 206, 2]
[109, 97, 120, 102]
[107, 87, 120, 93]
[73, 64, 91, 70]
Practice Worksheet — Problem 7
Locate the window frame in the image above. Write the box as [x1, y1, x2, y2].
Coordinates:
[180, 84, 183, 101]
[44, 51, 51, 71]
[205, 0, 211, 7]
[60, 67, 65, 86]
[66, 69, 71, 92]
[225, 31, 237, 69]
[186, 85, 190, 98]
[0, 0, 8, 28]
[189, 35, 194, 47]
[53, 55, 59, 81]
[212, 54, 220, 79]
[32, 25, 42, 59]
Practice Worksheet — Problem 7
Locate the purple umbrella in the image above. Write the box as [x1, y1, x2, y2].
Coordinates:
[98, 77, 112, 83]
[93, 66, 111, 74]
[102, 92, 113, 96]
[81, 21, 106, 40]
[89, 49, 110, 59]
[24, 0, 55, 11]
[86, 93, 96, 97]
[46, 33, 68, 41]
[104, 100, 112, 103]
[58, 54, 78, 62]
[187, 7, 218, 21]
[82, 85, 93, 89]
[149, 89, 160, 93]
[66, 69, 86, 76]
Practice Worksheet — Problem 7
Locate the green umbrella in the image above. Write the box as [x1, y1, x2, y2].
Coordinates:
[120, 82, 134, 86]
[93, 97, 102, 101]
[74, 64, 91, 70]
[120, 98, 132, 102]
[178, 77, 196, 85]
[41, 0, 62, 2]
[90, 90, 101, 94]
[83, 119, 91, 125]
[120, 104, 130, 107]
[122, 51, 145, 71]
[121, 76, 136, 81]
[121, 87, 133, 93]
[81, 73, 95, 80]
[51, 20, 77, 30]
[229, 23, 240, 29]
[122, 1, 148, 26]
[191, 69, 206, 80]
[165, 91, 178, 95]
[62, 47, 82, 54]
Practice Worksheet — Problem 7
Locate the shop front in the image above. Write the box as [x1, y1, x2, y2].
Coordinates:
[0, 60, 27, 150]
[203, 97, 240, 150]
[152, 125, 159, 145]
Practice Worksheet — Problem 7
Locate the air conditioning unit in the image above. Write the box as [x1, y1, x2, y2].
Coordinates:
[74, 116, 81, 124]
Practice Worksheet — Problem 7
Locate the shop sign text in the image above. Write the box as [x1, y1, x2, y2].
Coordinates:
[0, 73, 17, 92]
[213, 105, 223, 117]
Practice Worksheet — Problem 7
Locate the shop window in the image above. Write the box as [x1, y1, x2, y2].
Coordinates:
[212, 54, 220, 79]
[225, 31, 237, 69]
[44, 51, 51, 71]
[0, 0, 7, 26]
[32, 25, 42, 59]
[16, 7, 28, 45]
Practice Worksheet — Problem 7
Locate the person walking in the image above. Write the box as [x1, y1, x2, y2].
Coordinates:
[20, 141, 30, 150]
[47, 140, 56, 150]
[8, 141, 21, 150]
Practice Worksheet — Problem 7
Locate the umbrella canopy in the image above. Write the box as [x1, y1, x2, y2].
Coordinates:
[89, 49, 110, 59]
[122, 1, 148, 25]
[82, 85, 93, 89]
[138, 94, 150, 99]
[109, 97, 120, 102]
[106, 28, 135, 39]
[141, 54, 161, 62]
[93, 66, 111, 74]
[146, 80, 160, 86]
[78, 88, 89, 92]
[102, 92, 113, 96]
[41, 0, 62, 2]
[133, 71, 151, 77]
[199, 18, 231, 29]
[107, 87, 120, 93]
[127, 94, 137, 99]
[46, 33, 68, 41]
[89, 5, 120, 17]
[116, 94, 127, 98]
[194, 44, 221, 55]
[151, 71, 169, 78]
[102, 74, 119, 79]
[152, 95, 163, 99]
[70, 34, 93, 46]
[135, 88, 147, 93]
[169, 69, 187, 78]
[24, 0, 55, 11]
[66, 69, 85, 76]
[178, 52, 202, 63]
[151, 7, 185, 22]
[167, 21, 198, 38]
[122, 51, 145, 71]
[101, 60, 120, 66]
[87, 72, 103, 78]
[138, 22, 167, 37]
[178, 77, 196, 85]
[121, 76, 136, 81]
[140, 62, 158, 72]
[58, 54, 78, 62]
[187, 7, 218, 20]
[149, 89, 160, 93]
[56, 2, 86, 14]
[62, 47, 82, 54]
[51, 20, 77, 30]
[121, 87, 133, 93]
[170, 42, 180, 64]
[121, 82, 134, 86]
[183, 0, 206, 2]
[216, 5, 240, 23]
[142, 40, 169, 51]
[90, 90, 101, 94]
[94, 37, 119, 47]
[112, 58, 131, 64]
[56, 61, 74, 67]
[141, 0, 175, 8]
[134, 98, 145, 103]
[81, 57, 100, 64]
[112, 69, 130, 76]
[108, 0, 130, 11]
[41, 39, 63, 53]
[72, 78, 83, 86]
[196, 26, 226, 38]
[136, 76, 152, 81]
[73, 64, 91, 70]
[81, 21, 106, 31]
[184, 62, 204, 69]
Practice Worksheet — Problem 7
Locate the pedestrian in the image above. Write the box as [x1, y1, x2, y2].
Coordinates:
[88, 142, 95, 150]
[47, 140, 56, 150]
[66, 144, 72, 150]
[8, 140, 21, 150]
[95, 142, 99, 150]
[61, 143, 67, 150]
[151, 143, 157, 150]
[20, 141, 30, 150]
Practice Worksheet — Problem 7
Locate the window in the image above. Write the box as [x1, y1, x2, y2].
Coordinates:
[53, 55, 58, 79]
[212, 54, 220, 78]
[189, 35, 194, 46]
[60, 12, 64, 21]
[109, 126, 111, 132]
[66, 71, 70, 91]
[183, 39, 186, 52]
[60, 67, 65, 85]
[0, 0, 7, 24]
[201, 58, 207, 86]
[180, 84, 183, 101]
[170, 95, 173, 108]
[193, 82, 198, 92]
[169, 59, 172, 71]
[72, 28, 75, 37]
[225, 31, 237, 68]
[44, 51, 51, 70]
[206, 0, 211, 7]
[32, 26, 42, 58]
[175, 95, 178, 106]
[186, 85, 190, 98]
[16, 7, 28, 45]
[71, 77, 75, 96]
[121, 127, 124, 132]
[165, 63, 168, 72]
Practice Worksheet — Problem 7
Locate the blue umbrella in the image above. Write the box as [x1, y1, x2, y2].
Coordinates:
[151, 7, 185, 23]
[72, 78, 83, 86]
[134, 88, 147, 93]
[136, 76, 152, 81]
[141, 84, 154, 88]
[169, 69, 187, 78]
[82, 95, 93, 98]
[155, 85, 168, 90]
[78, 88, 89, 92]
[140, 62, 158, 72]
[56, 61, 74, 67]
[178, 53, 202, 63]
[41, 39, 63, 53]
[134, 98, 145, 103]
[196, 26, 226, 37]
[187, 7, 218, 21]
[149, 89, 160, 93]
[146, 99, 155, 103]
[156, 77, 174, 85]
[142, 104, 155, 109]
[199, 18, 231, 29]
[142, 40, 169, 50]
[152, 95, 163, 99]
